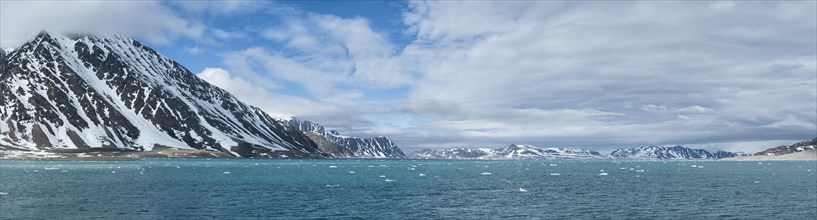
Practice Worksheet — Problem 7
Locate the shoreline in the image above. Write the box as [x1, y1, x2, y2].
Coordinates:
[0, 147, 235, 161]
[719, 150, 817, 161]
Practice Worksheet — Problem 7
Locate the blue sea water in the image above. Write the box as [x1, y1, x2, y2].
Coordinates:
[1, 159, 815, 219]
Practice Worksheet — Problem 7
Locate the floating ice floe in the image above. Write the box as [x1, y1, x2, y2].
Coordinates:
[349, 171, 356, 174]
[44, 167, 59, 170]
[758, 162, 763, 164]
[519, 188, 528, 192]
[549, 164, 558, 167]
[598, 173, 608, 176]
[549, 173, 561, 176]
[329, 165, 337, 168]
[481, 172, 492, 176]
[754, 181, 760, 184]
[385, 179, 396, 182]
[379, 175, 386, 178]
[691, 165, 697, 168]
[111, 171, 116, 174]
[223, 172, 231, 174]
[418, 173, 426, 177]
[326, 185, 340, 188]
[635, 170, 645, 172]
[0, 192, 7, 195]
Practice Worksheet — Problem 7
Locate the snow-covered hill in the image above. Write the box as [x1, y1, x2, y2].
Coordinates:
[754, 137, 816, 156]
[409, 144, 603, 160]
[0, 32, 328, 158]
[287, 120, 406, 158]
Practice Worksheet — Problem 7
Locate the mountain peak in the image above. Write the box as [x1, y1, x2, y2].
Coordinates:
[287, 119, 406, 158]
[1, 32, 328, 158]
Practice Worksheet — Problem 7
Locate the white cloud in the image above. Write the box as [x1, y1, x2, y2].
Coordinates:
[205, 1, 815, 152]
[0, 1, 204, 48]
[196, 68, 334, 119]
[387, 1, 817, 150]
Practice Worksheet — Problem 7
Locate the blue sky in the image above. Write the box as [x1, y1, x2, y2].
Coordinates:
[1, 1, 816, 152]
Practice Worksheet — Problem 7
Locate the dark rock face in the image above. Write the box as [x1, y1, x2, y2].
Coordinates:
[610, 145, 743, 160]
[754, 137, 817, 156]
[0, 32, 328, 158]
[409, 144, 603, 160]
[287, 119, 406, 158]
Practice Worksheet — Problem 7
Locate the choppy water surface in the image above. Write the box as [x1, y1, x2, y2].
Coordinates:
[1, 159, 815, 219]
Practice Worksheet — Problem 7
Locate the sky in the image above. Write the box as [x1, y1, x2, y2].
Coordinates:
[1, 0, 815, 153]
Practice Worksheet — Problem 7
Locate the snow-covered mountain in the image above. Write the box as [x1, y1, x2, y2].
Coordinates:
[610, 145, 744, 160]
[287, 119, 406, 158]
[0, 32, 329, 158]
[754, 137, 816, 156]
[409, 144, 603, 160]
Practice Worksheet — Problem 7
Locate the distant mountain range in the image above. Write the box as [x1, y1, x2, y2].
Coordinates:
[410, 144, 752, 160]
[0, 32, 405, 159]
[287, 120, 406, 158]
[409, 144, 604, 160]
[609, 146, 748, 160]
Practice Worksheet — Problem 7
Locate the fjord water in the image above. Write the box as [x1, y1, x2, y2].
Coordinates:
[1, 159, 815, 219]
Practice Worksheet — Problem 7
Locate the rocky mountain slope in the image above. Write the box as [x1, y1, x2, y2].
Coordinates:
[409, 144, 603, 160]
[0, 32, 328, 158]
[287, 119, 406, 158]
[610, 145, 745, 160]
[753, 137, 816, 156]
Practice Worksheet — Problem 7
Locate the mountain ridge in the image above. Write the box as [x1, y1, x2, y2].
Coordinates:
[409, 144, 603, 160]
[0, 32, 328, 158]
[286, 119, 406, 158]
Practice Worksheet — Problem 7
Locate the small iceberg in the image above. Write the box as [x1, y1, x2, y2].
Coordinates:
[385, 179, 396, 182]
[379, 175, 386, 178]
[549, 164, 558, 167]
[481, 172, 492, 176]
[697, 166, 704, 168]
[44, 167, 59, 170]
[634, 170, 645, 172]
[598, 173, 608, 176]
[348, 171, 356, 174]
[549, 173, 561, 176]
[519, 188, 528, 192]
[111, 171, 116, 174]
[329, 165, 337, 168]
[326, 185, 340, 187]
[418, 173, 426, 177]
[0, 192, 7, 195]
[691, 165, 698, 168]
[223, 172, 231, 174]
